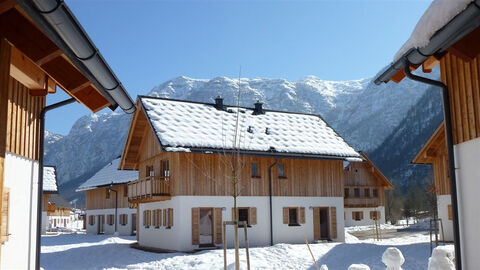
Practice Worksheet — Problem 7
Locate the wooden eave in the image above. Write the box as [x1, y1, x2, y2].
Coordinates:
[0, 2, 111, 112]
[360, 152, 394, 189]
[412, 123, 446, 164]
[120, 99, 151, 170]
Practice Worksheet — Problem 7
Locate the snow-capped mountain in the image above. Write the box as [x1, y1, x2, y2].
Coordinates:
[44, 72, 440, 203]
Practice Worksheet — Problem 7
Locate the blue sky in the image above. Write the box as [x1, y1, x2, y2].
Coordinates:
[47, 0, 432, 135]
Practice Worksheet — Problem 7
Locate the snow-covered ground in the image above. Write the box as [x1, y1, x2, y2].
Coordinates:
[41, 229, 436, 270]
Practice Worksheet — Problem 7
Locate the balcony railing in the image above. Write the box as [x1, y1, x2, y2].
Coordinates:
[128, 176, 170, 200]
[344, 197, 381, 207]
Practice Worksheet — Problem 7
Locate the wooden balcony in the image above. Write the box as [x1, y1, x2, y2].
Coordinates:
[344, 197, 381, 208]
[128, 176, 171, 204]
[47, 203, 56, 215]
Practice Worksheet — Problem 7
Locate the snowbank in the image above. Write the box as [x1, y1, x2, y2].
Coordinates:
[428, 245, 455, 270]
[348, 264, 370, 270]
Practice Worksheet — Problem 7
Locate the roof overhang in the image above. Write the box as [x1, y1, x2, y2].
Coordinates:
[0, 0, 135, 113]
[412, 122, 445, 164]
[359, 152, 394, 190]
[75, 181, 129, 192]
[375, 0, 480, 85]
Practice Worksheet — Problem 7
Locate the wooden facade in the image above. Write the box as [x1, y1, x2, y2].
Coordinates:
[85, 185, 130, 210]
[412, 123, 450, 195]
[343, 153, 393, 208]
[440, 52, 480, 144]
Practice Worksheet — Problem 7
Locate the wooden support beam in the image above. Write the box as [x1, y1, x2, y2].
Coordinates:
[35, 49, 63, 67]
[29, 76, 55, 96]
[449, 27, 480, 61]
[10, 46, 45, 90]
[422, 56, 440, 73]
[0, 0, 16, 15]
[68, 81, 91, 95]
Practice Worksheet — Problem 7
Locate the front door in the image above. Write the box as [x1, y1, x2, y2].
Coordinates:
[199, 208, 214, 246]
[98, 215, 105, 234]
[319, 208, 329, 240]
[131, 213, 137, 235]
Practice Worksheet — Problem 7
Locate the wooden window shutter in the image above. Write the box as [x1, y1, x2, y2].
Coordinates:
[1, 188, 10, 242]
[313, 207, 320, 240]
[377, 211, 381, 219]
[369, 211, 374, 220]
[360, 211, 364, 220]
[168, 208, 173, 227]
[283, 207, 288, 224]
[214, 208, 223, 244]
[163, 209, 167, 226]
[250, 207, 257, 225]
[299, 207, 306, 224]
[191, 208, 200, 245]
[352, 212, 355, 220]
[157, 209, 162, 227]
[448, 205, 453, 220]
[330, 207, 337, 239]
[142, 211, 146, 226]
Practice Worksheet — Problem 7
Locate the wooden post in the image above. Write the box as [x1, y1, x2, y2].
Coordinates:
[304, 236, 319, 270]
[223, 221, 227, 270]
[242, 221, 250, 270]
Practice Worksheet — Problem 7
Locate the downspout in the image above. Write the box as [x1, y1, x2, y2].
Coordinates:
[268, 158, 278, 246]
[404, 63, 462, 270]
[35, 98, 76, 270]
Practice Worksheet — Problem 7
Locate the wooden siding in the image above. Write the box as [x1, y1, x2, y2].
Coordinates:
[344, 161, 387, 207]
[5, 76, 45, 160]
[440, 52, 480, 144]
[412, 124, 450, 195]
[85, 185, 130, 210]
[137, 152, 344, 197]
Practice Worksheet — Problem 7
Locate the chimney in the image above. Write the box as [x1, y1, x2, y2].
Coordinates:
[214, 96, 224, 110]
[253, 100, 264, 115]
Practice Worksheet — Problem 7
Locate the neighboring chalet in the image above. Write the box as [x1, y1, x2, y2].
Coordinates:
[0, 1, 135, 268]
[120, 96, 362, 252]
[46, 194, 72, 230]
[374, 1, 480, 268]
[412, 123, 453, 241]
[77, 158, 138, 236]
[41, 166, 58, 234]
[343, 153, 393, 227]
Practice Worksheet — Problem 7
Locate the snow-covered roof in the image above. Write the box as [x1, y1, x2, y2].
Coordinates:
[48, 194, 71, 209]
[43, 166, 58, 193]
[140, 97, 361, 160]
[76, 158, 138, 191]
[394, 0, 474, 61]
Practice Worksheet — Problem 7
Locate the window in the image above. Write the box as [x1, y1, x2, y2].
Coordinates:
[278, 163, 286, 178]
[107, 214, 114, 226]
[161, 160, 170, 177]
[88, 215, 95, 226]
[124, 185, 128, 197]
[289, 208, 298, 226]
[251, 162, 259, 178]
[372, 189, 378, 198]
[105, 188, 110, 199]
[370, 211, 380, 220]
[153, 209, 162, 228]
[143, 210, 151, 228]
[364, 188, 370, 198]
[344, 188, 349, 198]
[354, 188, 360, 198]
[352, 211, 363, 221]
[119, 214, 128, 226]
[146, 165, 154, 177]
[238, 208, 249, 227]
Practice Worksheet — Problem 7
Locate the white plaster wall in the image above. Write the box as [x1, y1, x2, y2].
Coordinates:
[344, 206, 386, 227]
[138, 196, 344, 252]
[1, 153, 39, 270]
[454, 138, 480, 269]
[437, 195, 454, 242]
[41, 211, 47, 235]
[85, 208, 136, 236]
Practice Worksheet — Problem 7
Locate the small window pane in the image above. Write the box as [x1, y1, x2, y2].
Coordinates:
[278, 164, 285, 178]
[238, 208, 249, 227]
[354, 188, 360, 198]
[364, 189, 370, 197]
[251, 162, 259, 177]
[373, 189, 378, 198]
[344, 188, 349, 198]
[289, 208, 298, 225]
